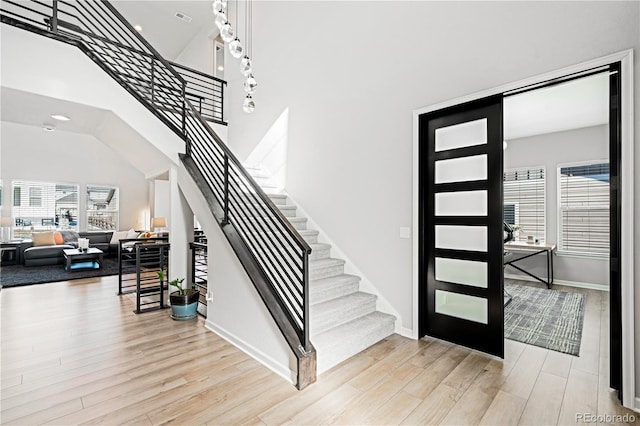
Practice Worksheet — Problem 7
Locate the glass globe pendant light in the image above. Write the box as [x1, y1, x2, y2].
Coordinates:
[240, 55, 252, 77]
[213, 0, 227, 13]
[220, 22, 234, 42]
[214, 11, 227, 29]
[243, 94, 255, 113]
[229, 37, 243, 58]
[244, 74, 257, 94]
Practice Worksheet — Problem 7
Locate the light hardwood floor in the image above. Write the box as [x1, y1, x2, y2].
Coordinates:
[1, 276, 637, 425]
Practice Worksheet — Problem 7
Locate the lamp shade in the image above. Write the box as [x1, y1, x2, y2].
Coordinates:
[152, 217, 167, 228]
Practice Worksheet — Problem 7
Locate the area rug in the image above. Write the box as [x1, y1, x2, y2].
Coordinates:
[504, 284, 586, 356]
[0, 257, 120, 288]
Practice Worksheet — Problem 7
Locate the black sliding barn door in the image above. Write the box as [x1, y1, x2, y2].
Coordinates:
[419, 95, 504, 357]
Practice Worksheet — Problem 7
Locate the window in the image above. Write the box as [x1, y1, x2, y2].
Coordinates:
[86, 185, 119, 231]
[558, 162, 609, 256]
[13, 187, 21, 207]
[11, 180, 79, 235]
[503, 166, 545, 242]
[29, 187, 42, 207]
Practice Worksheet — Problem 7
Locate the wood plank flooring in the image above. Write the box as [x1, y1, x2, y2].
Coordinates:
[1, 276, 638, 425]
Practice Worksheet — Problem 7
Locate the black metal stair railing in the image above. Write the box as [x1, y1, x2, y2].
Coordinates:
[1, 0, 314, 360]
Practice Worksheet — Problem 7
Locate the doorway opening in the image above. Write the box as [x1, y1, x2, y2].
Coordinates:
[502, 71, 611, 369]
[414, 52, 633, 408]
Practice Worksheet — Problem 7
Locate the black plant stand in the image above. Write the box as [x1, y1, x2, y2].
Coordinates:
[117, 238, 170, 313]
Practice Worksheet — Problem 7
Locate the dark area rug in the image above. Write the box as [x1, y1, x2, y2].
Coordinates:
[0, 258, 119, 288]
[504, 283, 586, 356]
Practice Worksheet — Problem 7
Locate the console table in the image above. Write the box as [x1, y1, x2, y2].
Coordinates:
[504, 241, 556, 288]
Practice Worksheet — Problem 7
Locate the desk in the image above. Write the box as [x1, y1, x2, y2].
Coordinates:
[504, 241, 556, 289]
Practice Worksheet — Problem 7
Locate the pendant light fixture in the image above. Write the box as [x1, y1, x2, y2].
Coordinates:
[242, 0, 255, 112]
[213, 0, 257, 113]
[243, 94, 255, 113]
[228, 0, 243, 57]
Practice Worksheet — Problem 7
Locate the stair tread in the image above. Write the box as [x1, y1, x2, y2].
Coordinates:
[310, 291, 376, 314]
[309, 258, 345, 269]
[286, 217, 307, 222]
[312, 311, 395, 348]
[310, 273, 359, 286]
[309, 242, 331, 250]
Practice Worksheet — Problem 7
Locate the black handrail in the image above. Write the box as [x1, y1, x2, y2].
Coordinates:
[1, 0, 313, 358]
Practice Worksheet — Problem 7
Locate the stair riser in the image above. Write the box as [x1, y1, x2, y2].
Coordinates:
[268, 196, 288, 206]
[290, 219, 307, 231]
[278, 208, 297, 218]
[302, 234, 318, 244]
[310, 298, 377, 336]
[310, 280, 360, 305]
[309, 246, 330, 260]
[316, 318, 395, 373]
[310, 264, 344, 280]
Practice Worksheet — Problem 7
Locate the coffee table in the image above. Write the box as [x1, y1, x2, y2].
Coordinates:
[63, 248, 104, 271]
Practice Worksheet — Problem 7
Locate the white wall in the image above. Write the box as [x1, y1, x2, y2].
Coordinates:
[173, 22, 217, 76]
[219, 0, 639, 331]
[0, 122, 148, 231]
[210, 1, 640, 399]
[504, 125, 609, 286]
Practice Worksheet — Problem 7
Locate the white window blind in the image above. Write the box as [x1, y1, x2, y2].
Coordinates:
[558, 162, 609, 256]
[86, 185, 119, 231]
[11, 180, 79, 235]
[503, 167, 545, 242]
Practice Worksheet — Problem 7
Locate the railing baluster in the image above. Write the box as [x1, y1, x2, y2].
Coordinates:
[303, 252, 310, 351]
[51, 0, 58, 32]
[150, 58, 155, 103]
[223, 154, 229, 225]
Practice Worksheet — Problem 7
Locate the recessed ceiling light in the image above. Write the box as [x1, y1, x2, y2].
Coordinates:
[42, 123, 56, 132]
[134, 24, 143, 32]
[174, 11, 192, 23]
[51, 114, 71, 121]
[217, 65, 224, 71]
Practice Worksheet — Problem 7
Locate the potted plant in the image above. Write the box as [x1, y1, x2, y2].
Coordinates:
[157, 270, 199, 321]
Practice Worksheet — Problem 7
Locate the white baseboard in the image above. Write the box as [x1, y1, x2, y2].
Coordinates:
[399, 326, 416, 339]
[504, 273, 609, 292]
[204, 319, 295, 385]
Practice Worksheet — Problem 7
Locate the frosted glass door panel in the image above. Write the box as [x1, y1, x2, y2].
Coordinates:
[435, 155, 487, 184]
[435, 290, 488, 324]
[435, 119, 487, 152]
[435, 258, 488, 288]
[435, 190, 487, 216]
[435, 225, 487, 252]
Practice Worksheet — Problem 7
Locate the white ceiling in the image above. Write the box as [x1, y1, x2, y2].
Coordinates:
[113, 0, 214, 61]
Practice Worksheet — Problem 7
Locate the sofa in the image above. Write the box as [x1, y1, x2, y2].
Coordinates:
[19, 231, 117, 266]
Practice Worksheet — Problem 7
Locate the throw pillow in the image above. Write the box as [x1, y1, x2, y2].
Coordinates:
[126, 229, 139, 239]
[110, 230, 129, 244]
[60, 230, 79, 243]
[53, 231, 64, 245]
[32, 231, 56, 246]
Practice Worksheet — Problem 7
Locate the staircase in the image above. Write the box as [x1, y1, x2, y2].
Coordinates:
[1, 0, 396, 387]
[245, 166, 396, 373]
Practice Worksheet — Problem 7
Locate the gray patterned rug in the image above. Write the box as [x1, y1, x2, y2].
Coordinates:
[504, 284, 586, 356]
